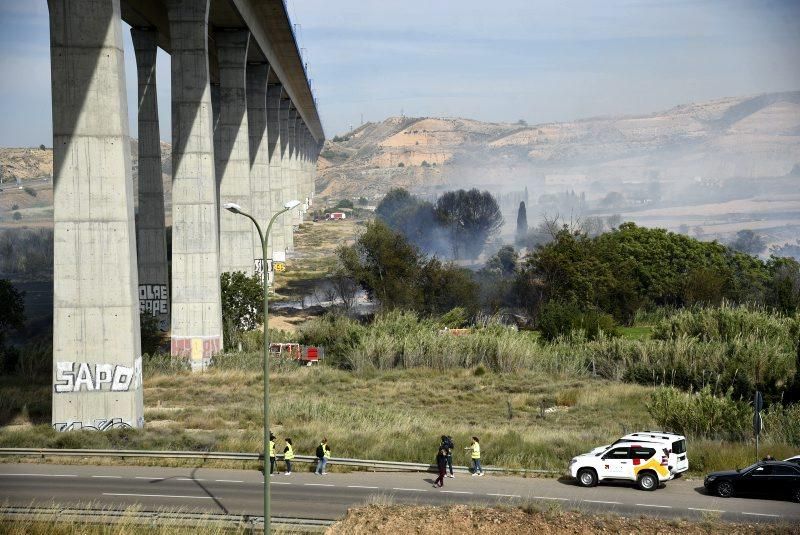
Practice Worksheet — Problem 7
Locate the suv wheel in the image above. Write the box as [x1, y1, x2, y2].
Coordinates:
[637, 471, 658, 491]
[716, 481, 734, 498]
[577, 468, 598, 488]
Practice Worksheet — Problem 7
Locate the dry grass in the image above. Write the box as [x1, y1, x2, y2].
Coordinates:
[325, 504, 795, 534]
[3, 366, 793, 474]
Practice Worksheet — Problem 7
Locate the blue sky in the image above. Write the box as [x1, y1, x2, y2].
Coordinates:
[1, 0, 799, 146]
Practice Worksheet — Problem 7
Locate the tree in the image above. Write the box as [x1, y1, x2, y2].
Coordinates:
[220, 271, 263, 337]
[729, 229, 766, 255]
[515, 201, 528, 245]
[434, 189, 503, 259]
[418, 257, 479, 315]
[334, 199, 354, 210]
[0, 280, 25, 366]
[338, 220, 422, 310]
[357, 196, 368, 206]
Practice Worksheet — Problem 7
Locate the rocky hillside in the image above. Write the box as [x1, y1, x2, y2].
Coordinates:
[317, 91, 800, 202]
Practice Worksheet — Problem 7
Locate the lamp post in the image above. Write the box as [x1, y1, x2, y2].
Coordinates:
[223, 199, 301, 534]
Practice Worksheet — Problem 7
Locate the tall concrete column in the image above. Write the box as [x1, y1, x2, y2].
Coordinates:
[293, 115, 305, 224]
[215, 30, 253, 275]
[131, 28, 170, 334]
[48, 0, 143, 430]
[266, 84, 286, 254]
[246, 62, 272, 277]
[287, 109, 300, 229]
[167, 0, 223, 368]
[279, 98, 294, 252]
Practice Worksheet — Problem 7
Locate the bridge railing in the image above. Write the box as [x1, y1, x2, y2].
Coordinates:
[0, 447, 560, 475]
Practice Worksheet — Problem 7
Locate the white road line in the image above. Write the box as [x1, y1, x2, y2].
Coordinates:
[688, 508, 725, 513]
[102, 493, 212, 499]
[742, 512, 780, 518]
[584, 500, 621, 505]
[215, 479, 244, 483]
[176, 478, 205, 481]
[270, 482, 291, 485]
[304, 483, 334, 487]
[532, 496, 567, 501]
[392, 488, 427, 492]
[440, 490, 472, 494]
[0, 474, 77, 478]
[135, 477, 164, 481]
[636, 504, 672, 508]
[347, 485, 379, 489]
[489, 493, 522, 498]
[92, 475, 122, 479]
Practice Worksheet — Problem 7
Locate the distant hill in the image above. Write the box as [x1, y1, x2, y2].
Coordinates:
[317, 91, 800, 201]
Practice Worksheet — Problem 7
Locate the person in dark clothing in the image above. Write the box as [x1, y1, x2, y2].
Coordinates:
[433, 447, 448, 488]
[440, 435, 455, 478]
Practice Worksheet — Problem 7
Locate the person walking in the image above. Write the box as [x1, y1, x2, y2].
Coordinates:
[433, 447, 448, 488]
[283, 438, 295, 475]
[269, 433, 277, 475]
[440, 435, 455, 478]
[315, 438, 331, 475]
[466, 436, 483, 476]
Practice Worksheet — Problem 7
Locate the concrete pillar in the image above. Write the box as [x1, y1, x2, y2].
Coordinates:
[287, 108, 300, 229]
[246, 62, 271, 278]
[293, 114, 305, 224]
[48, 0, 143, 430]
[131, 28, 170, 334]
[266, 84, 286, 255]
[167, 0, 223, 368]
[279, 97, 294, 252]
[214, 30, 253, 275]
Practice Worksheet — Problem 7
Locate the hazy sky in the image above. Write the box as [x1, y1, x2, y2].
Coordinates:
[1, 0, 799, 146]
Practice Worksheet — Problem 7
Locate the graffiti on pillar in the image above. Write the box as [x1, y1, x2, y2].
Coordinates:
[139, 284, 169, 330]
[54, 357, 142, 393]
[52, 417, 133, 432]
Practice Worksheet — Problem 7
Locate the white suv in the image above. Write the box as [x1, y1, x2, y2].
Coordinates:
[570, 442, 673, 491]
[589, 431, 689, 476]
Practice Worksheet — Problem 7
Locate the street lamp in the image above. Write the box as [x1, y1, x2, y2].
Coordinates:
[223, 199, 301, 533]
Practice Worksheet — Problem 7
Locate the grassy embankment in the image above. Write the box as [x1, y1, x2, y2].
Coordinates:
[1, 219, 797, 476]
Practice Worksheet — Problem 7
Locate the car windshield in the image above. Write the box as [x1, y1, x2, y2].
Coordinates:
[740, 462, 761, 474]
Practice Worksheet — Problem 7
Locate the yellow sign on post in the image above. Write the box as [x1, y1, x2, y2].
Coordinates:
[274, 262, 286, 272]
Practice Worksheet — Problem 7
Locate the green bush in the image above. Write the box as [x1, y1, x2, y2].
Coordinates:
[538, 301, 619, 341]
[646, 386, 750, 440]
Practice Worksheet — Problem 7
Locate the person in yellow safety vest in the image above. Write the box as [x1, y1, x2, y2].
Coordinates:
[315, 437, 331, 475]
[465, 436, 483, 476]
[269, 433, 276, 475]
[283, 438, 295, 475]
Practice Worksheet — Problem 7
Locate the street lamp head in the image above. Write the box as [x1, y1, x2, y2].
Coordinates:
[284, 199, 301, 209]
[223, 202, 242, 214]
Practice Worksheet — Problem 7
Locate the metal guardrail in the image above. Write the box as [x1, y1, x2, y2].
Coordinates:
[0, 448, 560, 475]
[0, 506, 333, 531]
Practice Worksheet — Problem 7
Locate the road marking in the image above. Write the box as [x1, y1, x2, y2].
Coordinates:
[636, 504, 671, 508]
[742, 512, 779, 518]
[215, 479, 244, 483]
[441, 490, 472, 494]
[304, 483, 334, 487]
[689, 508, 725, 513]
[176, 478, 205, 481]
[270, 482, 291, 485]
[0, 474, 77, 478]
[347, 485, 379, 489]
[532, 496, 567, 501]
[92, 475, 122, 479]
[135, 477, 164, 481]
[102, 493, 212, 499]
[392, 487, 427, 492]
[489, 493, 522, 498]
[584, 500, 621, 505]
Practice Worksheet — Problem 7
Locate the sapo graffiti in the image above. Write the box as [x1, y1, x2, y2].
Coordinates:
[52, 417, 133, 432]
[54, 357, 142, 393]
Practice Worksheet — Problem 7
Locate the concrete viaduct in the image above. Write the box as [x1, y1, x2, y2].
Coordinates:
[48, 0, 323, 431]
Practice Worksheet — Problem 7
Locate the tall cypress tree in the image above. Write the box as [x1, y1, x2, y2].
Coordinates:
[516, 201, 528, 244]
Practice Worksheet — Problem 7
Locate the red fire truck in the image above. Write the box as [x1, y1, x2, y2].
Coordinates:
[269, 343, 324, 366]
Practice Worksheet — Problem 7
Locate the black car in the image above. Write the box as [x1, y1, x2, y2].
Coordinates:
[704, 461, 800, 502]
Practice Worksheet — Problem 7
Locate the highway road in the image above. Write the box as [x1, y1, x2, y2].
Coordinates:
[0, 463, 797, 525]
